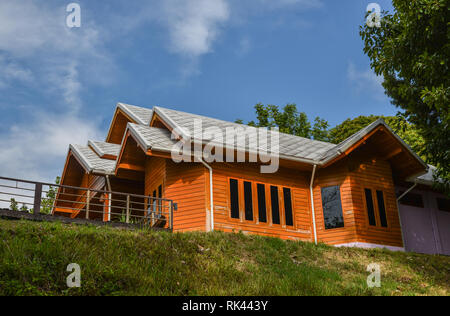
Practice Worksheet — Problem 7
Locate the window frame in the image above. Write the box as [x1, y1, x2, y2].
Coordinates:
[228, 178, 241, 221]
[226, 176, 296, 229]
[319, 184, 345, 230]
[361, 185, 390, 230]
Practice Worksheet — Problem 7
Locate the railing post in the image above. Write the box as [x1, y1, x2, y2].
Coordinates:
[170, 201, 174, 231]
[126, 195, 130, 224]
[33, 183, 42, 214]
[86, 190, 90, 219]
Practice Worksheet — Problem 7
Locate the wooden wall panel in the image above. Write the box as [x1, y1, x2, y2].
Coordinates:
[313, 160, 358, 245]
[350, 156, 403, 247]
[312, 154, 403, 247]
[164, 160, 207, 232]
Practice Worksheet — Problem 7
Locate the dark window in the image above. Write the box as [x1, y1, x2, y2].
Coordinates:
[364, 189, 376, 226]
[257, 184, 267, 223]
[244, 181, 254, 221]
[229, 179, 240, 219]
[437, 198, 450, 213]
[321, 186, 344, 230]
[398, 192, 424, 208]
[376, 190, 388, 227]
[270, 186, 280, 225]
[283, 188, 294, 226]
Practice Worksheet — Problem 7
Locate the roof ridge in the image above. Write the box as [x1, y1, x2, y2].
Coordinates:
[155, 105, 336, 147]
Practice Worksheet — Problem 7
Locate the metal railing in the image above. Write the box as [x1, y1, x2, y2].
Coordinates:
[0, 176, 176, 230]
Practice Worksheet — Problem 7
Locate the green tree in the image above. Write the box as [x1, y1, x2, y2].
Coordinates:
[329, 115, 426, 160]
[312, 117, 330, 142]
[360, 0, 449, 192]
[9, 198, 18, 211]
[41, 177, 61, 215]
[237, 103, 330, 141]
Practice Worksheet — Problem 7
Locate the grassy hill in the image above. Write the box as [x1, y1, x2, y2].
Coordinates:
[0, 219, 448, 296]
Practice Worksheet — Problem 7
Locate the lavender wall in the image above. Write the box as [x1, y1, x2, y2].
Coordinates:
[397, 187, 450, 256]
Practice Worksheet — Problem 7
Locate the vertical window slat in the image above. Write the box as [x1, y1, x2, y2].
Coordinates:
[257, 183, 267, 223]
[229, 179, 240, 219]
[376, 190, 388, 227]
[364, 189, 377, 226]
[270, 186, 280, 225]
[283, 188, 294, 226]
[244, 181, 254, 221]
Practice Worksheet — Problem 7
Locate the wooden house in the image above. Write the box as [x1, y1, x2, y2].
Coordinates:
[55, 103, 434, 251]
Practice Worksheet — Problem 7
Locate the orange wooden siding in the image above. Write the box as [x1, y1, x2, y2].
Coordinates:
[312, 155, 403, 247]
[350, 157, 403, 247]
[165, 160, 207, 232]
[312, 160, 359, 245]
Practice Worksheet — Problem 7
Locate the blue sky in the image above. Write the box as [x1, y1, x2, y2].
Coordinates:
[0, 0, 395, 181]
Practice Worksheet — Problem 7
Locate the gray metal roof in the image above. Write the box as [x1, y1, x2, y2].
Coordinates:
[88, 141, 121, 158]
[409, 165, 440, 186]
[70, 144, 116, 175]
[127, 123, 178, 152]
[67, 103, 428, 175]
[118, 102, 153, 125]
[154, 106, 336, 163]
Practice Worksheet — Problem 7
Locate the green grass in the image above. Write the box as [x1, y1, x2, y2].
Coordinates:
[0, 219, 448, 296]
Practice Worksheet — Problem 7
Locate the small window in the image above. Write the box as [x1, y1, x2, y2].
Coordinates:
[270, 186, 280, 225]
[437, 198, 450, 213]
[244, 181, 254, 221]
[376, 190, 388, 227]
[321, 186, 344, 230]
[257, 184, 267, 223]
[229, 179, 240, 219]
[364, 189, 376, 226]
[398, 192, 424, 208]
[283, 188, 294, 226]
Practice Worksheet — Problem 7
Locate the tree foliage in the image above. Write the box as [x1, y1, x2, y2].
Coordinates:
[41, 177, 61, 215]
[237, 103, 330, 141]
[360, 0, 449, 192]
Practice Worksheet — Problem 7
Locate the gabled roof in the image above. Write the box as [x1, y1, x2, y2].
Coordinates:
[65, 103, 429, 180]
[319, 119, 428, 168]
[118, 103, 153, 125]
[153, 106, 336, 164]
[127, 123, 177, 153]
[70, 144, 116, 175]
[88, 141, 121, 158]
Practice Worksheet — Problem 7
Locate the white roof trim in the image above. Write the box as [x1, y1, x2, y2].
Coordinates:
[117, 102, 147, 125]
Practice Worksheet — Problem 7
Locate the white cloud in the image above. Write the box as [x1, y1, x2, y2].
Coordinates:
[160, 0, 230, 57]
[0, 56, 33, 89]
[347, 62, 386, 100]
[0, 112, 103, 182]
[0, 1, 108, 181]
